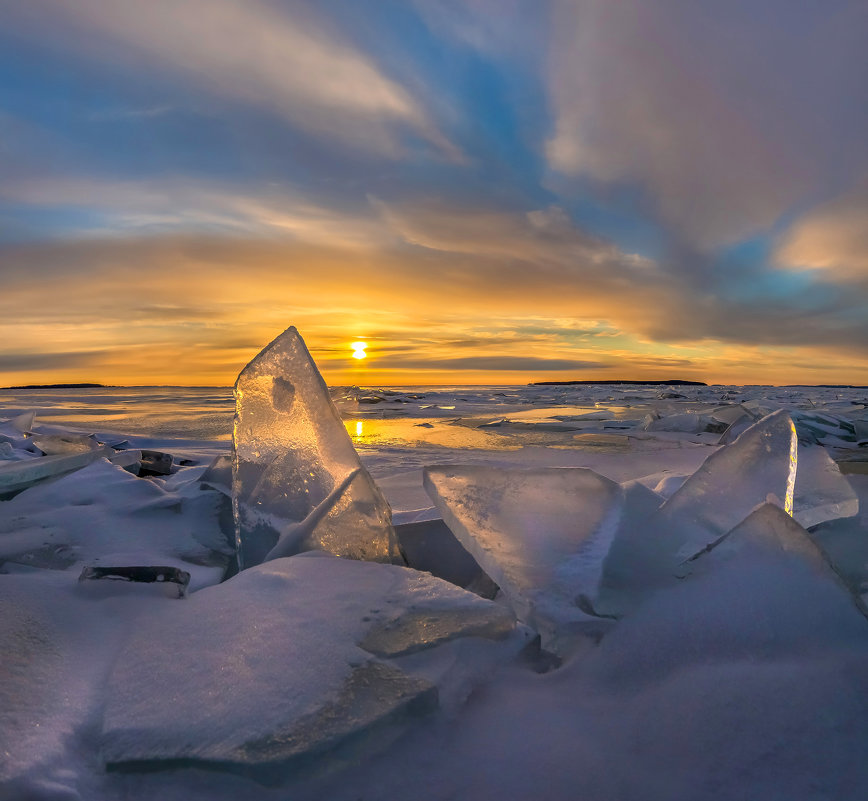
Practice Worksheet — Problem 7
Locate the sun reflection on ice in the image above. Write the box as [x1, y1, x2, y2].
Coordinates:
[346, 420, 365, 443]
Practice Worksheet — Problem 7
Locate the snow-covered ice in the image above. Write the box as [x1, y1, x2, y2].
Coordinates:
[102, 554, 526, 777]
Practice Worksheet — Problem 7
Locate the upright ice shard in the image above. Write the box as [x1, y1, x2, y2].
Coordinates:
[233, 326, 398, 569]
[424, 465, 623, 652]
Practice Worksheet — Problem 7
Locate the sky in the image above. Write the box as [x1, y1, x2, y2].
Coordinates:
[1, 0, 866, 387]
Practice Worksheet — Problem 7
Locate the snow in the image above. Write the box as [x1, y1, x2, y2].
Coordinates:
[1, 377, 867, 799]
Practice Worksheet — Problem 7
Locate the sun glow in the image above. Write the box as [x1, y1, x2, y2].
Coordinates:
[351, 341, 367, 360]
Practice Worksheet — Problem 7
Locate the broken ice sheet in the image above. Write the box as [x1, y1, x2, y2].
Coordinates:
[423, 465, 623, 652]
[0, 458, 232, 586]
[233, 327, 397, 569]
[686, 503, 868, 623]
[101, 554, 524, 775]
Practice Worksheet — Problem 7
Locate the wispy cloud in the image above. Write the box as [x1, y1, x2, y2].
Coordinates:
[88, 105, 176, 121]
[382, 355, 609, 372]
[10, 0, 458, 160]
[0, 176, 391, 248]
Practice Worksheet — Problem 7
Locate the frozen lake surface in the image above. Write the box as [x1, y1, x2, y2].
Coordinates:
[1, 382, 867, 800]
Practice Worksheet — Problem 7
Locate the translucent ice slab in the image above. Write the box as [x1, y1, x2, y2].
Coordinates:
[792, 444, 858, 529]
[655, 409, 798, 556]
[233, 327, 397, 568]
[595, 410, 798, 615]
[0, 447, 112, 495]
[423, 465, 623, 652]
[29, 431, 102, 456]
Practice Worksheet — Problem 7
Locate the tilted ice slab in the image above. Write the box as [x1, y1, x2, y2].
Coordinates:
[233, 326, 397, 569]
[29, 430, 103, 456]
[656, 409, 798, 551]
[699, 502, 836, 565]
[0, 446, 113, 495]
[423, 465, 623, 652]
[101, 554, 524, 775]
[595, 410, 798, 616]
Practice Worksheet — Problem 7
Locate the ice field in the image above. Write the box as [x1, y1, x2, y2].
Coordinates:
[1, 328, 868, 800]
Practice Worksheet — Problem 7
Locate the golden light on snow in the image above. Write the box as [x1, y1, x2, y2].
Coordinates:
[351, 341, 367, 359]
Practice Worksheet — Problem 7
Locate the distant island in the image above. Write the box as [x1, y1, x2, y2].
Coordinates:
[531, 379, 707, 386]
[5, 383, 108, 389]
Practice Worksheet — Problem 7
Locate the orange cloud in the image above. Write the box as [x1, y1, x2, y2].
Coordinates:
[776, 186, 868, 279]
[2, 227, 868, 387]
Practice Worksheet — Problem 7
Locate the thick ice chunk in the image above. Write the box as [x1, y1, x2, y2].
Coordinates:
[233, 327, 397, 568]
[643, 412, 709, 434]
[101, 555, 523, 774]
[594, 411, 798, 616]
[793, 444, 858, 528]
[423, 465, 623, 651]
[709, 404, 755, 427]
[691, 502, 831, 566]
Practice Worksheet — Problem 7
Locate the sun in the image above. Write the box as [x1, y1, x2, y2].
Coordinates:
[351, 341, 367, 360]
